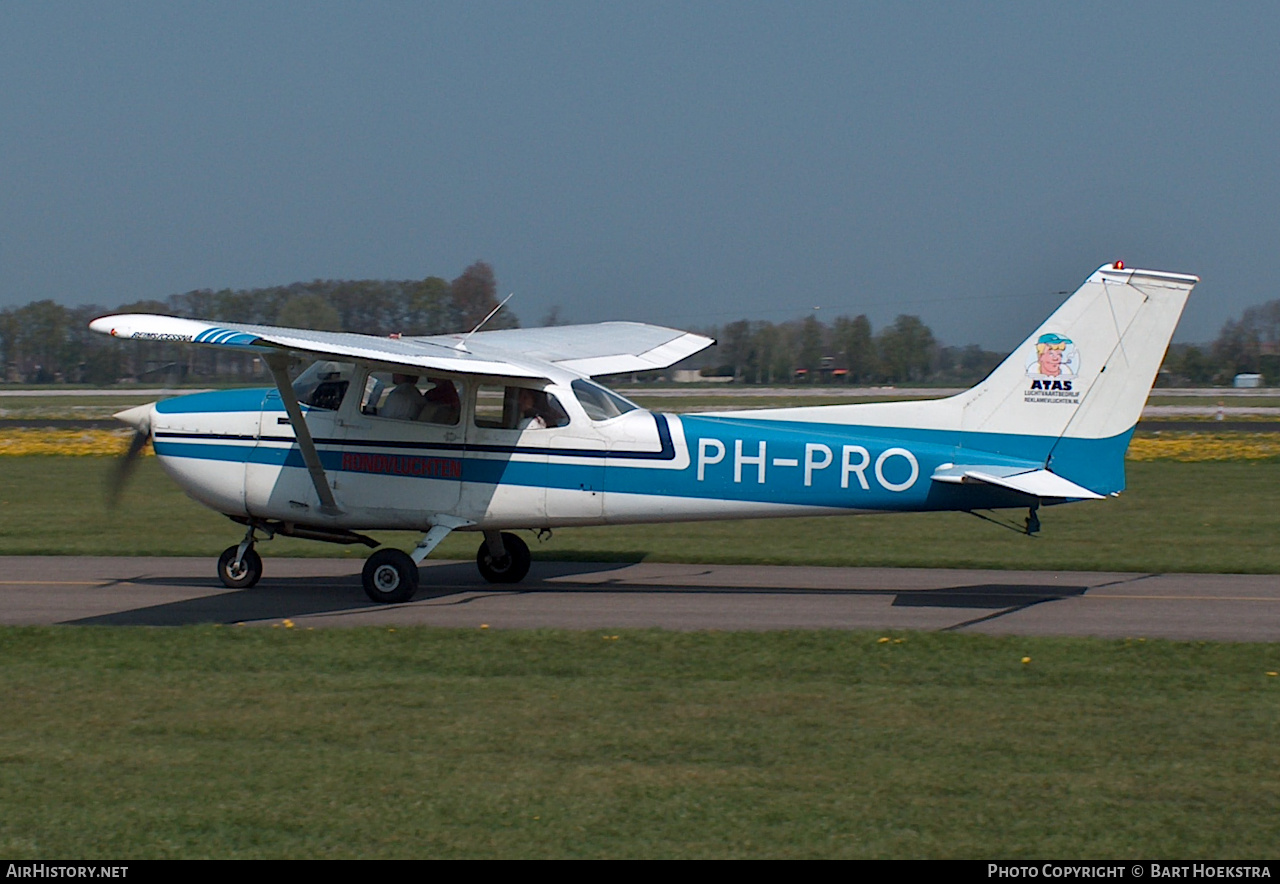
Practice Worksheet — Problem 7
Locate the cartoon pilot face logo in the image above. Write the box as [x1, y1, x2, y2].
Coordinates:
[1026, 333, 1079, 379]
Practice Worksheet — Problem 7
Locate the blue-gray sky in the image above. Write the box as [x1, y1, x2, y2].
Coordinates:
[3, 2, 1276, 348]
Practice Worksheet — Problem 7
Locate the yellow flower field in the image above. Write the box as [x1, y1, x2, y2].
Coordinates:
[0, 429, 1277, 460]
[1126, 432, 1280, 461]
[0, 429, 147, 457]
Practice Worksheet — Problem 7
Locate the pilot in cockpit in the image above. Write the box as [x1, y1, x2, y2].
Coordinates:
[516, 388, 569, 430]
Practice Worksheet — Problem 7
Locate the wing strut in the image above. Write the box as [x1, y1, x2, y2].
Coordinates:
[265, 353, 342, 516]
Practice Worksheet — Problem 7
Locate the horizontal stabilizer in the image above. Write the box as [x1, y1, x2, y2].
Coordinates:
[931, 464, 1105, 500]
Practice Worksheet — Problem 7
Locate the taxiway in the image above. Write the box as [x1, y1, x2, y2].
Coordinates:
[1, 557, 1276, 641]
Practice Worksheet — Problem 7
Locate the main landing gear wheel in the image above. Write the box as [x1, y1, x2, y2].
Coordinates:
[362, 549, 419, 604]
[476, 532, 531, 584]
[217, 545, 263, 589]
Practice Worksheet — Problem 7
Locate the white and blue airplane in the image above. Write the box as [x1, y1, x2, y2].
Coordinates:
[91, 262, 1197, 603]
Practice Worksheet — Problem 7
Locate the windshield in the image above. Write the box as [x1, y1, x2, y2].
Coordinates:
[291, 360, 355, 411]
[572, 379, 639, 422]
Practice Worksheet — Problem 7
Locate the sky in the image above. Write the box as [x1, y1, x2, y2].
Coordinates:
[3, 2, 1278, 349]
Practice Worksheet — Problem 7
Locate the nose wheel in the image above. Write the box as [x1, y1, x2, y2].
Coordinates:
[217, 545, 263, 589]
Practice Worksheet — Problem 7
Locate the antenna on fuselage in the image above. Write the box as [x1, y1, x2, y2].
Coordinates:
[453, 293, 514, 352]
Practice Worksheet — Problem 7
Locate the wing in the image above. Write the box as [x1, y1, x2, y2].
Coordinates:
[89, 315, 713, 380]
[415, 322, 715, 377]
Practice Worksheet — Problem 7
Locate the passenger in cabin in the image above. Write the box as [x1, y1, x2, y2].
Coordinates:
[421, 378, 460, 425]
[380, 373, 426, 421]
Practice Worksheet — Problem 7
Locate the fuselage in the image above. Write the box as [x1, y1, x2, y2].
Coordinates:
[143, 368, 1100, 534]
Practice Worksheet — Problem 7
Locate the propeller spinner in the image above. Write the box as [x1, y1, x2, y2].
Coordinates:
[107, 403, 155, 506]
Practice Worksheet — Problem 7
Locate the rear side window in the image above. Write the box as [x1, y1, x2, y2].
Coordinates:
[361, 373, 462, 425]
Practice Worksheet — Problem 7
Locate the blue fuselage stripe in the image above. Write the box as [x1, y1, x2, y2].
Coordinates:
[152, 428, 1129, 514]
[151, 387, 1130, 512]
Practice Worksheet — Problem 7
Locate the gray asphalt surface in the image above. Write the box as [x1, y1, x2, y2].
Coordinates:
[1, 557, 1277, 641]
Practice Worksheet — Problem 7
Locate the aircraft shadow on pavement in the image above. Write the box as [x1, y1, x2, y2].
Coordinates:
[66, 560, 1091, 627]
[891, 583, 1089, 609]
[67, 561, 635, 626]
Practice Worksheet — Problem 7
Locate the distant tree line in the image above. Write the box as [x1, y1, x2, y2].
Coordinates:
[701, 314, 1004, 386]
[0, 261, 515, 384]
[698, 299, 1280, 387]
[2, 264, 1278, 386]
[1160, 300, 1280, 385]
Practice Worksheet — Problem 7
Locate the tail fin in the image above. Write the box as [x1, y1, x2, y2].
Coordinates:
[953, 262, 1197, 494]
[957, 263, 1198, 439]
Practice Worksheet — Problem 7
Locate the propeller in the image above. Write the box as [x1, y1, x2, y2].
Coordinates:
[107, 403, 155, 507]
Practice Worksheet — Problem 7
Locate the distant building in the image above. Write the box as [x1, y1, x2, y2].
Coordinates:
[673, 369, 732, 383]
[1233, 373, 1263, 388]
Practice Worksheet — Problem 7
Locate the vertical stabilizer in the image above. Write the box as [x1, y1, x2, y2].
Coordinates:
[957, 263, 1197, 440]
[952, 263, 1197, 493]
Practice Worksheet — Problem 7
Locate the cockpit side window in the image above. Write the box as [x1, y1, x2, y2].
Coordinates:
[474, 385, 570, 430]
[572, 379, 638, 422]
[292, 361, 355, 411]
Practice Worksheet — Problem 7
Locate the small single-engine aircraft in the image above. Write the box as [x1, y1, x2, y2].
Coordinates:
[91, 262, 1196, 603]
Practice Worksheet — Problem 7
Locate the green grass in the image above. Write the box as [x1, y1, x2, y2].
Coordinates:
[1, 626, 1276, 858]
[1146, 395, 1280, 407]
[1138, 415, 1280, 423]
[1, 457, 1277, 572]
[0, 395, 165, 421]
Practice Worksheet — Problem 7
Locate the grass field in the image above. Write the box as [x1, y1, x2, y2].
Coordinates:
[0, 456, 1277, 573]
[2, 626, 1277, 858]
[1, 419, 1277, 858]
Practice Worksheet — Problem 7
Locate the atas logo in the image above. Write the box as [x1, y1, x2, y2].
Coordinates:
[1025, 333, 1079, 391]
[1024, 333, 1082, 403]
